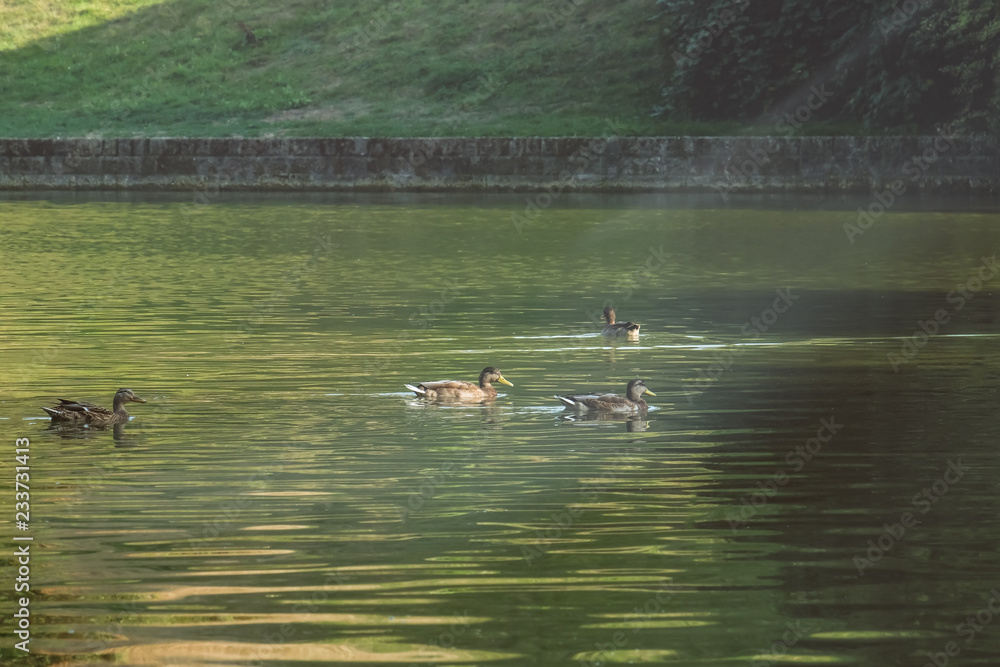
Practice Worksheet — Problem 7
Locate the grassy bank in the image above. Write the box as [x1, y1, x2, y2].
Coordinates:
[0, 0, 859, 138]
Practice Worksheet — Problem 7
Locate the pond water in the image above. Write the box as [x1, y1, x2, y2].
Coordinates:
[1, 191, 999, 666]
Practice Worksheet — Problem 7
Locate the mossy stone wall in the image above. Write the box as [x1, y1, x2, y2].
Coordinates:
[0, 135, 995, 192]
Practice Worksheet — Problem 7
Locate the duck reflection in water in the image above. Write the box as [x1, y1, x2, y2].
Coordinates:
[560, 410, 649, 433]
[45, 421, 139, 447]
[404, 397, 507, 429]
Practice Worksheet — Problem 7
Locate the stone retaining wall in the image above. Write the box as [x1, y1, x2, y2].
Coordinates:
[0, 135, 996, 192]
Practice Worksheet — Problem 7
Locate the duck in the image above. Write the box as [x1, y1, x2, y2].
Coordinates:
[42, 388, 147, 425]
[555, 379, 655, 412]
[601, 306, 640, 339]
[405, 367, 513, 401]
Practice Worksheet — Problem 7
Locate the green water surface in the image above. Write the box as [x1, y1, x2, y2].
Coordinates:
[1, 192, 999, 666]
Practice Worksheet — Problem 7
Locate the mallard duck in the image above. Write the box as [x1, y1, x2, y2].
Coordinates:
[602, 306, 640, 339]
[41, 388, 147, 425]
[555, 379, 655, 412]
[405, 367, 513, 401]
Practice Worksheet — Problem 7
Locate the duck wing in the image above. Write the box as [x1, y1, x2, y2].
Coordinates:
[555, 392, 604, 408]
[557, 392, 639, 411]
[54, 399, 114, 417]
[603, 322, 640, 334]
[413, 380, 476, 392]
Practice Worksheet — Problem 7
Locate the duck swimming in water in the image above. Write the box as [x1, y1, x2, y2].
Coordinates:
[42, 388, 147, 425]
[601, 306, 640, 339]
[405, 367, 513, 402]
[555, 379, 655, 412]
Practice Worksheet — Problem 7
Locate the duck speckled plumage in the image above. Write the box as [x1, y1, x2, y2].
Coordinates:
[405, 367, 513, 402]
[42, 388, 147, 425]
[601, 306, 640, 339]
[555, 379, 655, 412]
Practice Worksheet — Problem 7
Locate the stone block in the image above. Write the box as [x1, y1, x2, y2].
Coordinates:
[155, 155, 198, 175]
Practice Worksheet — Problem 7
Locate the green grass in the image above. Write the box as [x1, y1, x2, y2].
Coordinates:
[0, 0, 862, 137]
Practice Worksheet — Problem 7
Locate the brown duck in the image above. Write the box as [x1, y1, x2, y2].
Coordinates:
[555, 379, 655, 412]
[601, 306, 640, 339]
[42, 388, 147, 425]
[405, 367, 513, 401]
